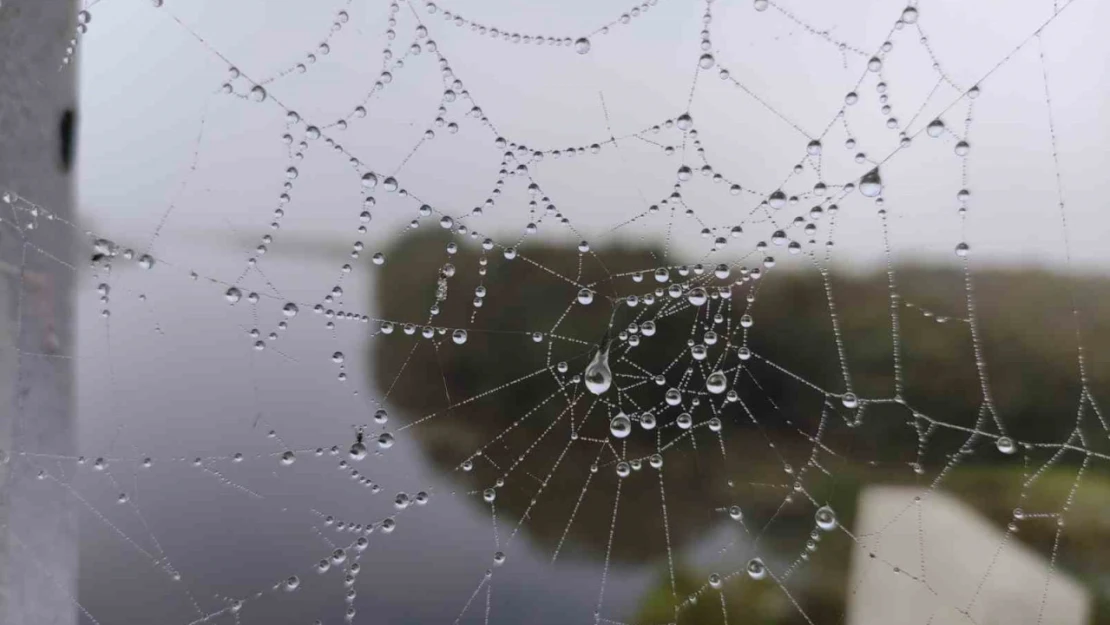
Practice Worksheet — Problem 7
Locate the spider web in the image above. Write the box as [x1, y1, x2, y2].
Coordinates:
[2, 0, 1109, 624]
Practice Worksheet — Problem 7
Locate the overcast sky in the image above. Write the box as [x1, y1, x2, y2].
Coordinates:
[77, 0, 1110, 278]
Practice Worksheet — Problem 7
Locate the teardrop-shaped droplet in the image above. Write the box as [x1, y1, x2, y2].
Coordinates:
[609, 413, 631, 438]
[859, 168, 883, 197]
[584, 346, 612, 395]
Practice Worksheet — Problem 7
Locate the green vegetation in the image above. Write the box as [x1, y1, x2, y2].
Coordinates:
[368, 230, 1110, 621]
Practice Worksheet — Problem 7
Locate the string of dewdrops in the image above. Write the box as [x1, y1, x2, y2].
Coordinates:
[9, 0, 1101, 623]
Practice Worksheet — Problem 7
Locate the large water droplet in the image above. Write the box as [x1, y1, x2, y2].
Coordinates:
[349, 442, 368, 461]
[574, 37, 591, 54]
[609, 413, 631, 438]
[815, 505, 838, 531]
[584, 346, 612, 395]
[687, 287, 707, 306]
[746, 558, 767, 580]
[859, 168, 883, 197]
[996, 436, 1016, 454]
[926, 119, 945, 137]
[250, 85, 267, 102]
[706, 371, 727, 394]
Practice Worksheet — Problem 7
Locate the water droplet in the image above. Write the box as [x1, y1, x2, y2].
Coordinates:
[609, 413, 631, 438]
[926, 119, 945, 137]
[250, 85, 266, 102]
[649, 454, 663, 469]
[955, 242, 970, 257]
[361, 173, 378, 188]
[753, 0, 769, 10]
[706, 371, 727, 394]
[954, 141, 970, 156]
[282, 302, 299, 317]
[867, 57, 883, 72]
[137, 254, 154, 269]
[78, 10, 91, 24]
[584, 346, 612, 395]
[859, 168, 883, 197]
[996, 436, 1015, 454]
[698, 53, 715, 69]
[729, 505, 742, 520]
[349, 442, 367, 461]
[280, 451, 296, 465]
[815, 505, 838, 531]
[665, 388, 682, 406]
[768, 190, 787, 209]
[687, 287, 707, 306]
[806, 139, 822, 155]
[640, 413, 657, 430]
[452, 329, 468, 344]
[676, 113, 693, 131]
[284, 576, 300, 591]
[377, 432, 394, 449]
[901, 6, 919, 23]
[676, 413, 693, 429]
[332, 548, 347, 565]
[225, 287, 242, 303]
[574, 37, 590, 54]
[483, 488, 496, 503]
[746, 558, 767, 580]
[842, 393, 859, 409]
[615, 462, 631, 478]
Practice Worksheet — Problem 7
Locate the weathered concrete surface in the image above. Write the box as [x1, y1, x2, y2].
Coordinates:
[847, 485, 1089, 625]
[0, 0, 78, 624]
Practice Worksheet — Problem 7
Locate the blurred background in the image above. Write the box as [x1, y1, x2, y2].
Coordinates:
[0, 0, 1108, 623]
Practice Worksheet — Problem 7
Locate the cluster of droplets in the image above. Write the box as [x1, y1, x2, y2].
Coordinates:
[421, 0, 662, 55]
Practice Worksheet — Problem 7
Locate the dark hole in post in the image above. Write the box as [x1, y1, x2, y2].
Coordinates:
[59, 108, 76, 173]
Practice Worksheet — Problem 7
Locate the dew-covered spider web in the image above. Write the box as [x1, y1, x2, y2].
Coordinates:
[3, 0, 1110, 623]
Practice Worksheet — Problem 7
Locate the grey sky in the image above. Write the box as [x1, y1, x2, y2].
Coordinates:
[78, 0, 1110, 276]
